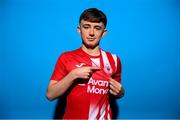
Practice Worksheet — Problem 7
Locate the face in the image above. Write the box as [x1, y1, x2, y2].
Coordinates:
[77, 20, 107, 49]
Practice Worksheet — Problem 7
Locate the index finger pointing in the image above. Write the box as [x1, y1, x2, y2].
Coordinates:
[90, 66, 101, 71]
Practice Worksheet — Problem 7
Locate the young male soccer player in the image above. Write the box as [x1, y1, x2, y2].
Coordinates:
[46, 8, 124, 119]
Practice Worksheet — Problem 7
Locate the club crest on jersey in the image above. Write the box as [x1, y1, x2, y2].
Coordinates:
[76, 63, 86, 68]
[104, 64, 112, 74]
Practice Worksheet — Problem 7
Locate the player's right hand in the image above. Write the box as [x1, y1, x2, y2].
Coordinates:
[71, 66, 100, 79]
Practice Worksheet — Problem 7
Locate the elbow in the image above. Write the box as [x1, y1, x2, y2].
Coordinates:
[46, 92, 55, 101]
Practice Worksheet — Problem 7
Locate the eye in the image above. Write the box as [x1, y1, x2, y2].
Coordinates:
[84, 26, 89, 29]
[82, 25, 90, 29]
[95, 26, 102, 30]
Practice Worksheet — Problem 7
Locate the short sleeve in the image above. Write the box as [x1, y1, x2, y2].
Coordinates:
[50, 53, 68, 81]
[112, 56, 122, 83]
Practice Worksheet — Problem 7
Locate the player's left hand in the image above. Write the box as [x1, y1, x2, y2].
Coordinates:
[109, 78, 124, 97]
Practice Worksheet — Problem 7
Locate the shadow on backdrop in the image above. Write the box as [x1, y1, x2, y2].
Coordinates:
[53, 95, 67, 119]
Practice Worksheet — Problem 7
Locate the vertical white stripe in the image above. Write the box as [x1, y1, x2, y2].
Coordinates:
[107, 104, 111, 120]
[88, 105, 99, 120]
[99, 103, 106, 120]
[112, 54, 117, 72]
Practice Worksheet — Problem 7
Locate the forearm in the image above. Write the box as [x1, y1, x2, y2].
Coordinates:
[47, 66, 97, 100]
[46, 72, 76, 100]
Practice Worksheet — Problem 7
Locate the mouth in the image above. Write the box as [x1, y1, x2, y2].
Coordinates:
[87, 38, 96, 41]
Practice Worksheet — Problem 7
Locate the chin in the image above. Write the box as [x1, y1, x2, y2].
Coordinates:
[83, 41, 99, 49]
[86, 44, 99, 49]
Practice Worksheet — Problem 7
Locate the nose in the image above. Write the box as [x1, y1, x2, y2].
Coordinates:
[89, 28, 94, 36]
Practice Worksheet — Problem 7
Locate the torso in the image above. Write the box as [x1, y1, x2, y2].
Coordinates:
[53, 48, 118, 119]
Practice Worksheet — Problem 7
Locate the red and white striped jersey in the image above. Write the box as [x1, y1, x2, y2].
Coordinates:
[51, 48, 121, 119]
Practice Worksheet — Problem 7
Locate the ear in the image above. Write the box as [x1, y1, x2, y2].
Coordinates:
[102, 29, 107, 37]
[77, 26, 81, 33]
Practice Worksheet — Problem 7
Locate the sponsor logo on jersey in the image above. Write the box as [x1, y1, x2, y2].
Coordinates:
[87, 78, 109, 95]
[104, 64, 112, 74]
[75, 63, 86, 68]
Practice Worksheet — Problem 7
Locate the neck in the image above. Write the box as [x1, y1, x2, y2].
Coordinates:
[81, 45, 100, 56]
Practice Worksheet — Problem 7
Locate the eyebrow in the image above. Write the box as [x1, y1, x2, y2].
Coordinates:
[82, 24, 102, 28]
[82, 24, 90, 26]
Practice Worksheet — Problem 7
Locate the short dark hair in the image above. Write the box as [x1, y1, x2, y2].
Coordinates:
[79, 8, 107, 28]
